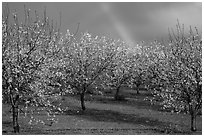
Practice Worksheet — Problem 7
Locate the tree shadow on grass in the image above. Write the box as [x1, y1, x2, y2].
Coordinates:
[88, 94, 191, 115]
[85, 94, 164, 113]
[65, 93, 183, 114]
[63, 107, 185, 134]
[2, 118, 45, 134]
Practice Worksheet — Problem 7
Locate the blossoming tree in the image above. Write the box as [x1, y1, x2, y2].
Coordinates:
[2, 7, 63, 133]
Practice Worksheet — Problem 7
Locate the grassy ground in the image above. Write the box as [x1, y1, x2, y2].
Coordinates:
[2, 89, 202, 135]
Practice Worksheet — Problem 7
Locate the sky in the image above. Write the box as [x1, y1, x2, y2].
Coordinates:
[3, 2, 202, 46]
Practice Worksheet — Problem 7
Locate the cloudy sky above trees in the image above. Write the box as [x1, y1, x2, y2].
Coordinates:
[4, 2, 202, 45]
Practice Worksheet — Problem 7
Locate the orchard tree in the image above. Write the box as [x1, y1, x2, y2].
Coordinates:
[58, 32, 124, 110]
[100, 44, 136, 100]
[128, 44, 151, 94]
[142, 41, 167, 93]
[2, 6, 63, 133]
[151, 23, 202, 131]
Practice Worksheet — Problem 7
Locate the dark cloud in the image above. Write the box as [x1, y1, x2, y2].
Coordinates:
[109, 2, 202, 41]
[4, 2, 202, 42]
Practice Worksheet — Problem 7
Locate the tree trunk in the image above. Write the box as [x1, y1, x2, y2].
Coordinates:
[12, 105, 20, 133]
[190, 112, 197, 131]
[189, 104, 197, 131]
[114, 86, 120, 100]
[133, 80, 140, 94]
[136, 86, 140, 94]
[80, 90, 86, 111]
[9, 90, 20, 133]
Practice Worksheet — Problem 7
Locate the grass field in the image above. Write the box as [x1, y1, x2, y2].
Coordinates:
[2, 89, 202, 135]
